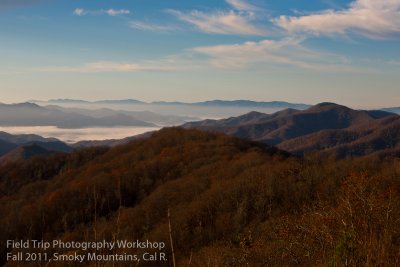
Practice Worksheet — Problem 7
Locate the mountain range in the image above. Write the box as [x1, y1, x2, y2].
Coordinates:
[0, 101, 398, 266]
[183, 102, 400, 158]
[1, 102, 399, 161]
[33, 99, 311, 109]
[44, 105, 196, 126]
[0, 103, 157, 128]
[29, 99, 313, 118]
[382, 107, 400, 114]
[33, 99, 400, 114]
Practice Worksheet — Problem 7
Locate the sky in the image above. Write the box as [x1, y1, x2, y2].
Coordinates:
[0, 0, 399, 108]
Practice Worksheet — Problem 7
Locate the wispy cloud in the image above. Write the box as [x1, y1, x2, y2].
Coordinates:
[226, 0, 259, 12]
[387, 60, 400, 66]
[39, 62, 145, 73]
[129, 21, 178, 32]
[37, 38, 374, 74]
[191, 38, 374, 73]
[73, 8, 130, 17]
[36, 56, 207, 73]
[167, 0, 267, 36]
[169, 9, 266, 36]
[274, 0, 400, 39]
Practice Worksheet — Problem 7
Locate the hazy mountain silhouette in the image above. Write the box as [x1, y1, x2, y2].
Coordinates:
[44, 105, 197, 125]
[0, 102, 156, 128]
[152, 99, 310, 109]
[30, 99, 312, 118]
[382, 107, 400, 115]
[37, 98, 310, 109]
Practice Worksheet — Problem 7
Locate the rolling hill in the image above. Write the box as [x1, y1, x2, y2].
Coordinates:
[0, 131, 59, 144]
[0, 131, 73, 165]
[0, 141, 72, 165]
[0, 140, 17, 156]
[0, 131, 71, 158]
[72, 130, 155, 148]
[0, 143, 59, 164]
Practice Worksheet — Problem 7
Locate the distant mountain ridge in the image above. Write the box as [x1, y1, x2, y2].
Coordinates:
[183, 102, 400, 158]
[44, 105, 196, 126]
[382, 107, 400, 114]
[152, 100, 310, 109]
[28, 99, 400, 115]
[31, 99, 311, 109]
[27, 99, 314, 122]
[0, 102, 156, 128]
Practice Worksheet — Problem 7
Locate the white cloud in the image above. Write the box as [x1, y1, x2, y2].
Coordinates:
[105, 9, 130, 16]
[129, 21, 177, 32]
[191, 38, 372, 72]
[169, 9, 266, 36]
[73, 8, 86, 17]
[73, 8, 130, 17]
[274, 0, 400, 39]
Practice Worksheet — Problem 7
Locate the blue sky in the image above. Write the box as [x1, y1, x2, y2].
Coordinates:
[1, 0, 399, 108]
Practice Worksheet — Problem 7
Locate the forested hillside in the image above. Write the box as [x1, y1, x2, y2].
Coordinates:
[184, 103, 400, 158]
[1, 128, 399, 266]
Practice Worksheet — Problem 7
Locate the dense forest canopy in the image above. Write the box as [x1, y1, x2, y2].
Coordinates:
[1, 128, 399, 266]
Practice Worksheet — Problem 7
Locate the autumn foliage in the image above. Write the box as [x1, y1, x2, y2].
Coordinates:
[0, 128, 399, 266]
